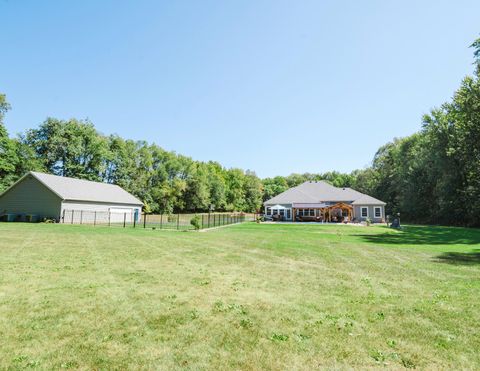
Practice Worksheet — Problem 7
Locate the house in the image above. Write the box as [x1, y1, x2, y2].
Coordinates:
[264, 181, 386, 223]
[0, 171, 143, 223]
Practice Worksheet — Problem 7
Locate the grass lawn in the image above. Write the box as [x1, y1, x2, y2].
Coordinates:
[1, 222, 479, 369]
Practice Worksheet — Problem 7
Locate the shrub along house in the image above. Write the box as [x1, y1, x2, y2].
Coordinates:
[0, 171, 143, 223]
[264, 181, 386, 223]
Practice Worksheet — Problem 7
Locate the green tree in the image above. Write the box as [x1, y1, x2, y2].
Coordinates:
[24, 118, 110, 180]
[243, 170, 263, 212]
[0, 94, 19, 192]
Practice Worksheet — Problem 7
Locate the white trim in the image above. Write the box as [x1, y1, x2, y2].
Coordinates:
[374, 206, 382, 218]
[360, 206, 369, 218]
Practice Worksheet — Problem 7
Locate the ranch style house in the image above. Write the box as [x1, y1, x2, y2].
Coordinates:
[0, 171, 143, 223]
[264, 181, 386, 223]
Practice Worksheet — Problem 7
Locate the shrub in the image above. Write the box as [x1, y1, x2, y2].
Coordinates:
[190, 215, 201, 230]
[365, 217, 372, 226]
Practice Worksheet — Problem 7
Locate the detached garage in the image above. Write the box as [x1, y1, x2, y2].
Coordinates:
[0, 171, 143, 223]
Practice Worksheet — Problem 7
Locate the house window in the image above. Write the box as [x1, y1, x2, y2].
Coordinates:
[374, 207, 382, 218]
[286, 209, 291, 219]
[279, 209, 285, 217]
[266, 207, 272, 216]
[361, 207, 368, 218]
[273, 209, 278, 215]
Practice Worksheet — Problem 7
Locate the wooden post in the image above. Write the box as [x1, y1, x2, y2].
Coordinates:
[133, 213, 136, 228]
[94, 211, 97, 226]
[123, 212, 126, 228]
[108, 211, 111, 227]
[80, 210, 83, 225]
[177, 214, 180, 230]
[160, 214, 163, 229]
[62, 209, 65, 223]
[144, 213, 147, 228]
[71, 210, 74, 224]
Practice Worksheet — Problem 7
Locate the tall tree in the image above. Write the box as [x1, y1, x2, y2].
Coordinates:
[24, 118, 109, 180]
[0, 94, 19, 192]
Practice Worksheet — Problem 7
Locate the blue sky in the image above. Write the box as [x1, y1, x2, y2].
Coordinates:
[1, 0, 479, 178]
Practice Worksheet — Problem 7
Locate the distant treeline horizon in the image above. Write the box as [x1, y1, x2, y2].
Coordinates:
[1, 37, 479, 226]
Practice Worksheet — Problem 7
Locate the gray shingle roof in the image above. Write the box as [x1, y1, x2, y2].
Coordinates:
[351, 194, 386, 205]
[30, 172, 143, 205]
[264, 181, 385, 206]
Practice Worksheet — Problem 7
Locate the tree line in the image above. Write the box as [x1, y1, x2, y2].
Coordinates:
[349, 37, 480, 226]
[261, 37, 480, 227]
[1, 37, 479, 224]
[0, 105, 263, 213]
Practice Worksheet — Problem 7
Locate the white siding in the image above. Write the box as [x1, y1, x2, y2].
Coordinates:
[353, 205, 385, 223]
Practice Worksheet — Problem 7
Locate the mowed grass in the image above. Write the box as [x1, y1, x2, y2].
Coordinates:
[1, 223, 479, 370]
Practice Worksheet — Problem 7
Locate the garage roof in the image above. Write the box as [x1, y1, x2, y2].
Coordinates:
[26, 172, 143, 205]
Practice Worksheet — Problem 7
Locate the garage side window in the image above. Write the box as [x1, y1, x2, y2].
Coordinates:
[374, 207, 382, 218]
[266, 207, 272, 216]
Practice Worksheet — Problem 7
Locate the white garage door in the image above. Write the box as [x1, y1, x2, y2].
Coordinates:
[109, 208, 134, 223]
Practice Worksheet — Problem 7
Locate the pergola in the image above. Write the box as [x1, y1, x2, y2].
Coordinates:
[325, 202, 353, 222]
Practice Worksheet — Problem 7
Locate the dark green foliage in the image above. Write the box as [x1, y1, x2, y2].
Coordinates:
[190, 215, 201, 230]
[349, 40, 480, 226]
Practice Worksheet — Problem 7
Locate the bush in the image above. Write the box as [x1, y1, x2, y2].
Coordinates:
[190, 215, 201, 230]
[365, 217, 372, 226]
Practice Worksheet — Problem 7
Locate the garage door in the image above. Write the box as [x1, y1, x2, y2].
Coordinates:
[109, 208, 133, 223]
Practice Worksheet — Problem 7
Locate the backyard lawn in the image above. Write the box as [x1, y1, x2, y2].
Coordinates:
[0, 222, 479, 369]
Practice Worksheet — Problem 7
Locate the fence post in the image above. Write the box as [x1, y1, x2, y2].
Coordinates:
[160, 214, 163, 229]
[109, 211, 111, 227]
[80, 210, 83, 225]
[71, 210, 74, 224]
[143, 213, 147, 229]
[94, 211, 96, 226]
[208, 213, 211, 228]
[177, 214, 180, 230]
[62, 209, 65, 223]
[123, 212, 126, 228]
[133, 213, 136, 228]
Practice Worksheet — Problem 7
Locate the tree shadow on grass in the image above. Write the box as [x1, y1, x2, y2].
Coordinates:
[434, 249, 480, 265]
[357, 225, 480, 246]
